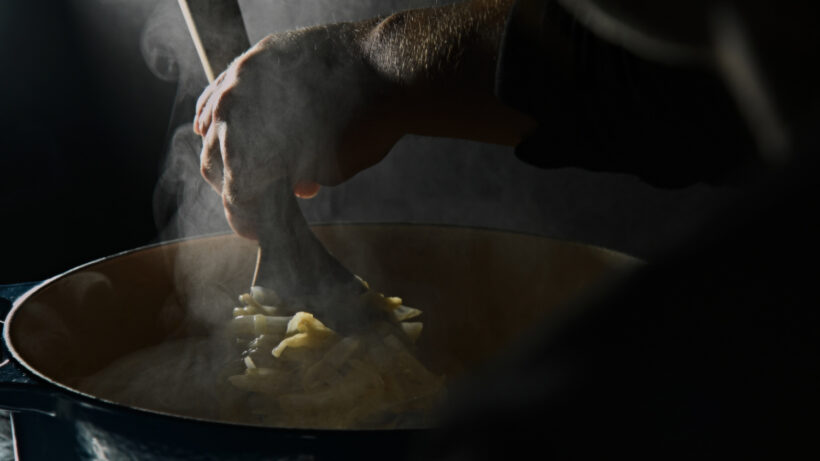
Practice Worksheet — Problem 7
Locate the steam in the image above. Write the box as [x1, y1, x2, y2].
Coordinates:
[145, 1, 464, 331]
[147, 1, 442, 243]
[5, 1, 741, 435]
[154, 124, 228, 241]
[69, 1, 476, 420]
[139, 0, 735, 332]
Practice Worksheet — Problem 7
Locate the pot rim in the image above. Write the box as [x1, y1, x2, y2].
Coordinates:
[3, 222, 639, 432]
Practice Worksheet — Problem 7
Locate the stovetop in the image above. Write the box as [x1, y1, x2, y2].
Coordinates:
[1, 282, 39, 461]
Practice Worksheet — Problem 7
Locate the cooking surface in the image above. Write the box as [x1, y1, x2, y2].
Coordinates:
[1, 283, 38, 460]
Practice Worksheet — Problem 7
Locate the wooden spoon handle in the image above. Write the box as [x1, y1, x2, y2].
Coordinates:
[178, 0, 250, 84]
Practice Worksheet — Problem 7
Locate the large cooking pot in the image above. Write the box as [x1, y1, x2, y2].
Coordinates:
[0, 224, 637, 460]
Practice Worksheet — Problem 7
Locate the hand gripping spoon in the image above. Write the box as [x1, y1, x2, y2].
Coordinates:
[179, 0, 374, 332]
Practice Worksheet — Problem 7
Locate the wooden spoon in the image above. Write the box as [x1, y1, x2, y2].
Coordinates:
[179, 0, 369, 332]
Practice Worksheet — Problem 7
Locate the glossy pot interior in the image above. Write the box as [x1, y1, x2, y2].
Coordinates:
[6, 224, 637, 424]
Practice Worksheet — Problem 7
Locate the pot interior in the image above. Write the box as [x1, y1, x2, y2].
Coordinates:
[7, 225, 637, 419]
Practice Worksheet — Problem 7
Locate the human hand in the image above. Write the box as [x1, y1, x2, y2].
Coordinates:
[194, 22, 404, 239]
[194, 2, 535, 239]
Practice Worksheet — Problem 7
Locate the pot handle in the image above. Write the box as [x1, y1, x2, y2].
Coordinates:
[0, 283, 60, 417]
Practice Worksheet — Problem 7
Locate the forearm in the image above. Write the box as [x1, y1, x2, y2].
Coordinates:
[357, 0, 536, 145]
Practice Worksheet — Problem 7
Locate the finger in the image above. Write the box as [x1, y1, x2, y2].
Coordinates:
[194, 85, 215, 135]
[195, 71, 230, 135]
[218, 120, 257, 206]
[203, 117, 262, 241]
[223, 193, 259, 241]
[293, 180, 321, 199]
[218, 114, 283, 206]
[199, 124, 224, 193]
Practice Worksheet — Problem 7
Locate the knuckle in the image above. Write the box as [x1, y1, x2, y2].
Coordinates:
[199, 163, 212, 183]
[200, 157, 218, 184]
[222, 176, 245, 205]
[210, 78, 243, 123]
[214, 67, 230, 86]
[234, 53, 260, 77]
[199, 147, 223, 189]
[221, 151, 245, 186]
[195, 88, 211, 113]
[208, 55, 265, 124]
[212, 90, 236, 122]
[232, 50, 268, 90]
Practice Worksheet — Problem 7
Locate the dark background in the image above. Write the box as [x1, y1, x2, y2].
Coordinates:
[0, 0, 738, 283]
[1, 1, 175, 281]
